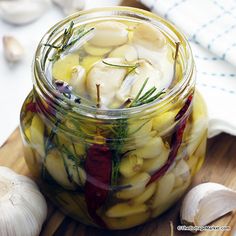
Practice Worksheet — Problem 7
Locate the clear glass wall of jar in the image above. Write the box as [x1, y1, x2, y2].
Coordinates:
[20, 7, 208, 230]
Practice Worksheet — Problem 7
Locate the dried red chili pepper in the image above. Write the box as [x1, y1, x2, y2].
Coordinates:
[84, 143, 112, 228]
[147, 94, 193, 185]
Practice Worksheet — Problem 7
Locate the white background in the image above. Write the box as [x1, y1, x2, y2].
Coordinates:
[0, 0, 121, 146]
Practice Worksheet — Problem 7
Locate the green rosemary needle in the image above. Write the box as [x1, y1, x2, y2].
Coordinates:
[44, 21, 94, 62]
[129, 78, 165, 108]
[127, 41, 180, 107]
[129, 77, 149, 107]
[102, 60, 139, 69]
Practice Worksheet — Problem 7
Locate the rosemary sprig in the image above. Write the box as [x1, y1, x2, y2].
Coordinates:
[138, 86, 157, 102]
[129, 78, 149, 107]
[44, 21, 94, 62]
[110, 118, 128, 186]
[128, 78, 165, 108]
[102, 60, 139, 69]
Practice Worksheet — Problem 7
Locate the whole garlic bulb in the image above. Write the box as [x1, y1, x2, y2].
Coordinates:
[0, 166, 47, 236]
[0, 0, 51, 25]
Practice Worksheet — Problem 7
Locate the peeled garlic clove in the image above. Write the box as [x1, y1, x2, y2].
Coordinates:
[134, 46, 174, 89]
[192, 91, 207, 120]
[115, 71, 137, 103]
[132, 182, 156, 204]
[152, 110, 178, 134]
[123, 130, 157, 152]
[80, 56, 101, 72]
[104, 212, 150, 230]
[63, 154, 86, 186]
[181, 183, 236, 226]
[52, 0, 85, 15]
[151, 177, 190, 217]
[52, 54, 79, 82]
[86, 58, 127, 106]
[30, 114, 45, 157]
[109, 44, 138, 62]
[153, 173, 175, 206]
[119, 154, 143, 178]
[45, 149, 76, 190]
[116, 60, 162, 103]
[0, 166, 47, 236]
[84, 43, 111, 56]
[128, 119, 153, 137]
[187, 92, 208, 156]
[172, 159, 190, 181]
[69, 65, 86, 95]
[156, 173, 175, 202]
[106, 203, 147, 218]
[132, 23, 166, 50]
[116, 172, 151, 199]
[174, 176, 184, 189]
[3, 36, 24, 63]
[130, 61, 162, 98]
[77, 166, 86, 186]
[134, 136, 167, 159]
[89, 21, 128, 47]
[187, 118, 208, 156]
[0, 0, 51, 25]
[142, 147, 169, 173]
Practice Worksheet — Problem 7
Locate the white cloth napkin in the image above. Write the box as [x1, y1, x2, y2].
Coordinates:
[1, 0, 235, 146]
[141, 0, 236, 138]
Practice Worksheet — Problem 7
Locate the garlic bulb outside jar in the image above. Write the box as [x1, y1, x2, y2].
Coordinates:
[0, 167, 47, 236]
[19, 7, 208, 230]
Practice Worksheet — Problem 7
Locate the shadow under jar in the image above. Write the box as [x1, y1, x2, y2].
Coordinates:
[20, 7, 208, 230]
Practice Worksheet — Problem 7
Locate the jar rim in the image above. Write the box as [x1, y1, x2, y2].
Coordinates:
[34, 6, 195, 119]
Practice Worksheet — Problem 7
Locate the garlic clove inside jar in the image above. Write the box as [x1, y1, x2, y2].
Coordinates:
[89, 21, 129, 47]
[86, 58, 127, 106]
[20, 9, 207, 230]
[49, 20, 177, 109]
[132, 22, 167, 51]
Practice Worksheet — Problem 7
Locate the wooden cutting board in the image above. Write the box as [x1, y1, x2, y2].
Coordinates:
[1, 1, 236, 236]
[1, 128, 236, 236]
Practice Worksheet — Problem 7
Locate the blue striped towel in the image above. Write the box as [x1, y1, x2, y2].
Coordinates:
[141, 0, 236, 137]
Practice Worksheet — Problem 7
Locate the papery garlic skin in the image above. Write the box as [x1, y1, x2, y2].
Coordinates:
[0, 0, 51, 25]
[181, 182, 236, 227]
[0, 167, 47, 236]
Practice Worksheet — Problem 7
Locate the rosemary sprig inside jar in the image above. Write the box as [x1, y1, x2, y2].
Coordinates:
[19, 8, 209, 231]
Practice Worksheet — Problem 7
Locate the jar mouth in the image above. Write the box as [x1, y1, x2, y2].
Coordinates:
[34, 6, 194, 119]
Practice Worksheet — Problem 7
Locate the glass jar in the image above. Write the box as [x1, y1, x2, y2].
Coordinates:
[20, 7, 208, 230]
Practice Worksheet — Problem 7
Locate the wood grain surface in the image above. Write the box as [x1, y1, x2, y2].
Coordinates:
[1, 128, 236, 236]
[1, 1, 236, 235]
